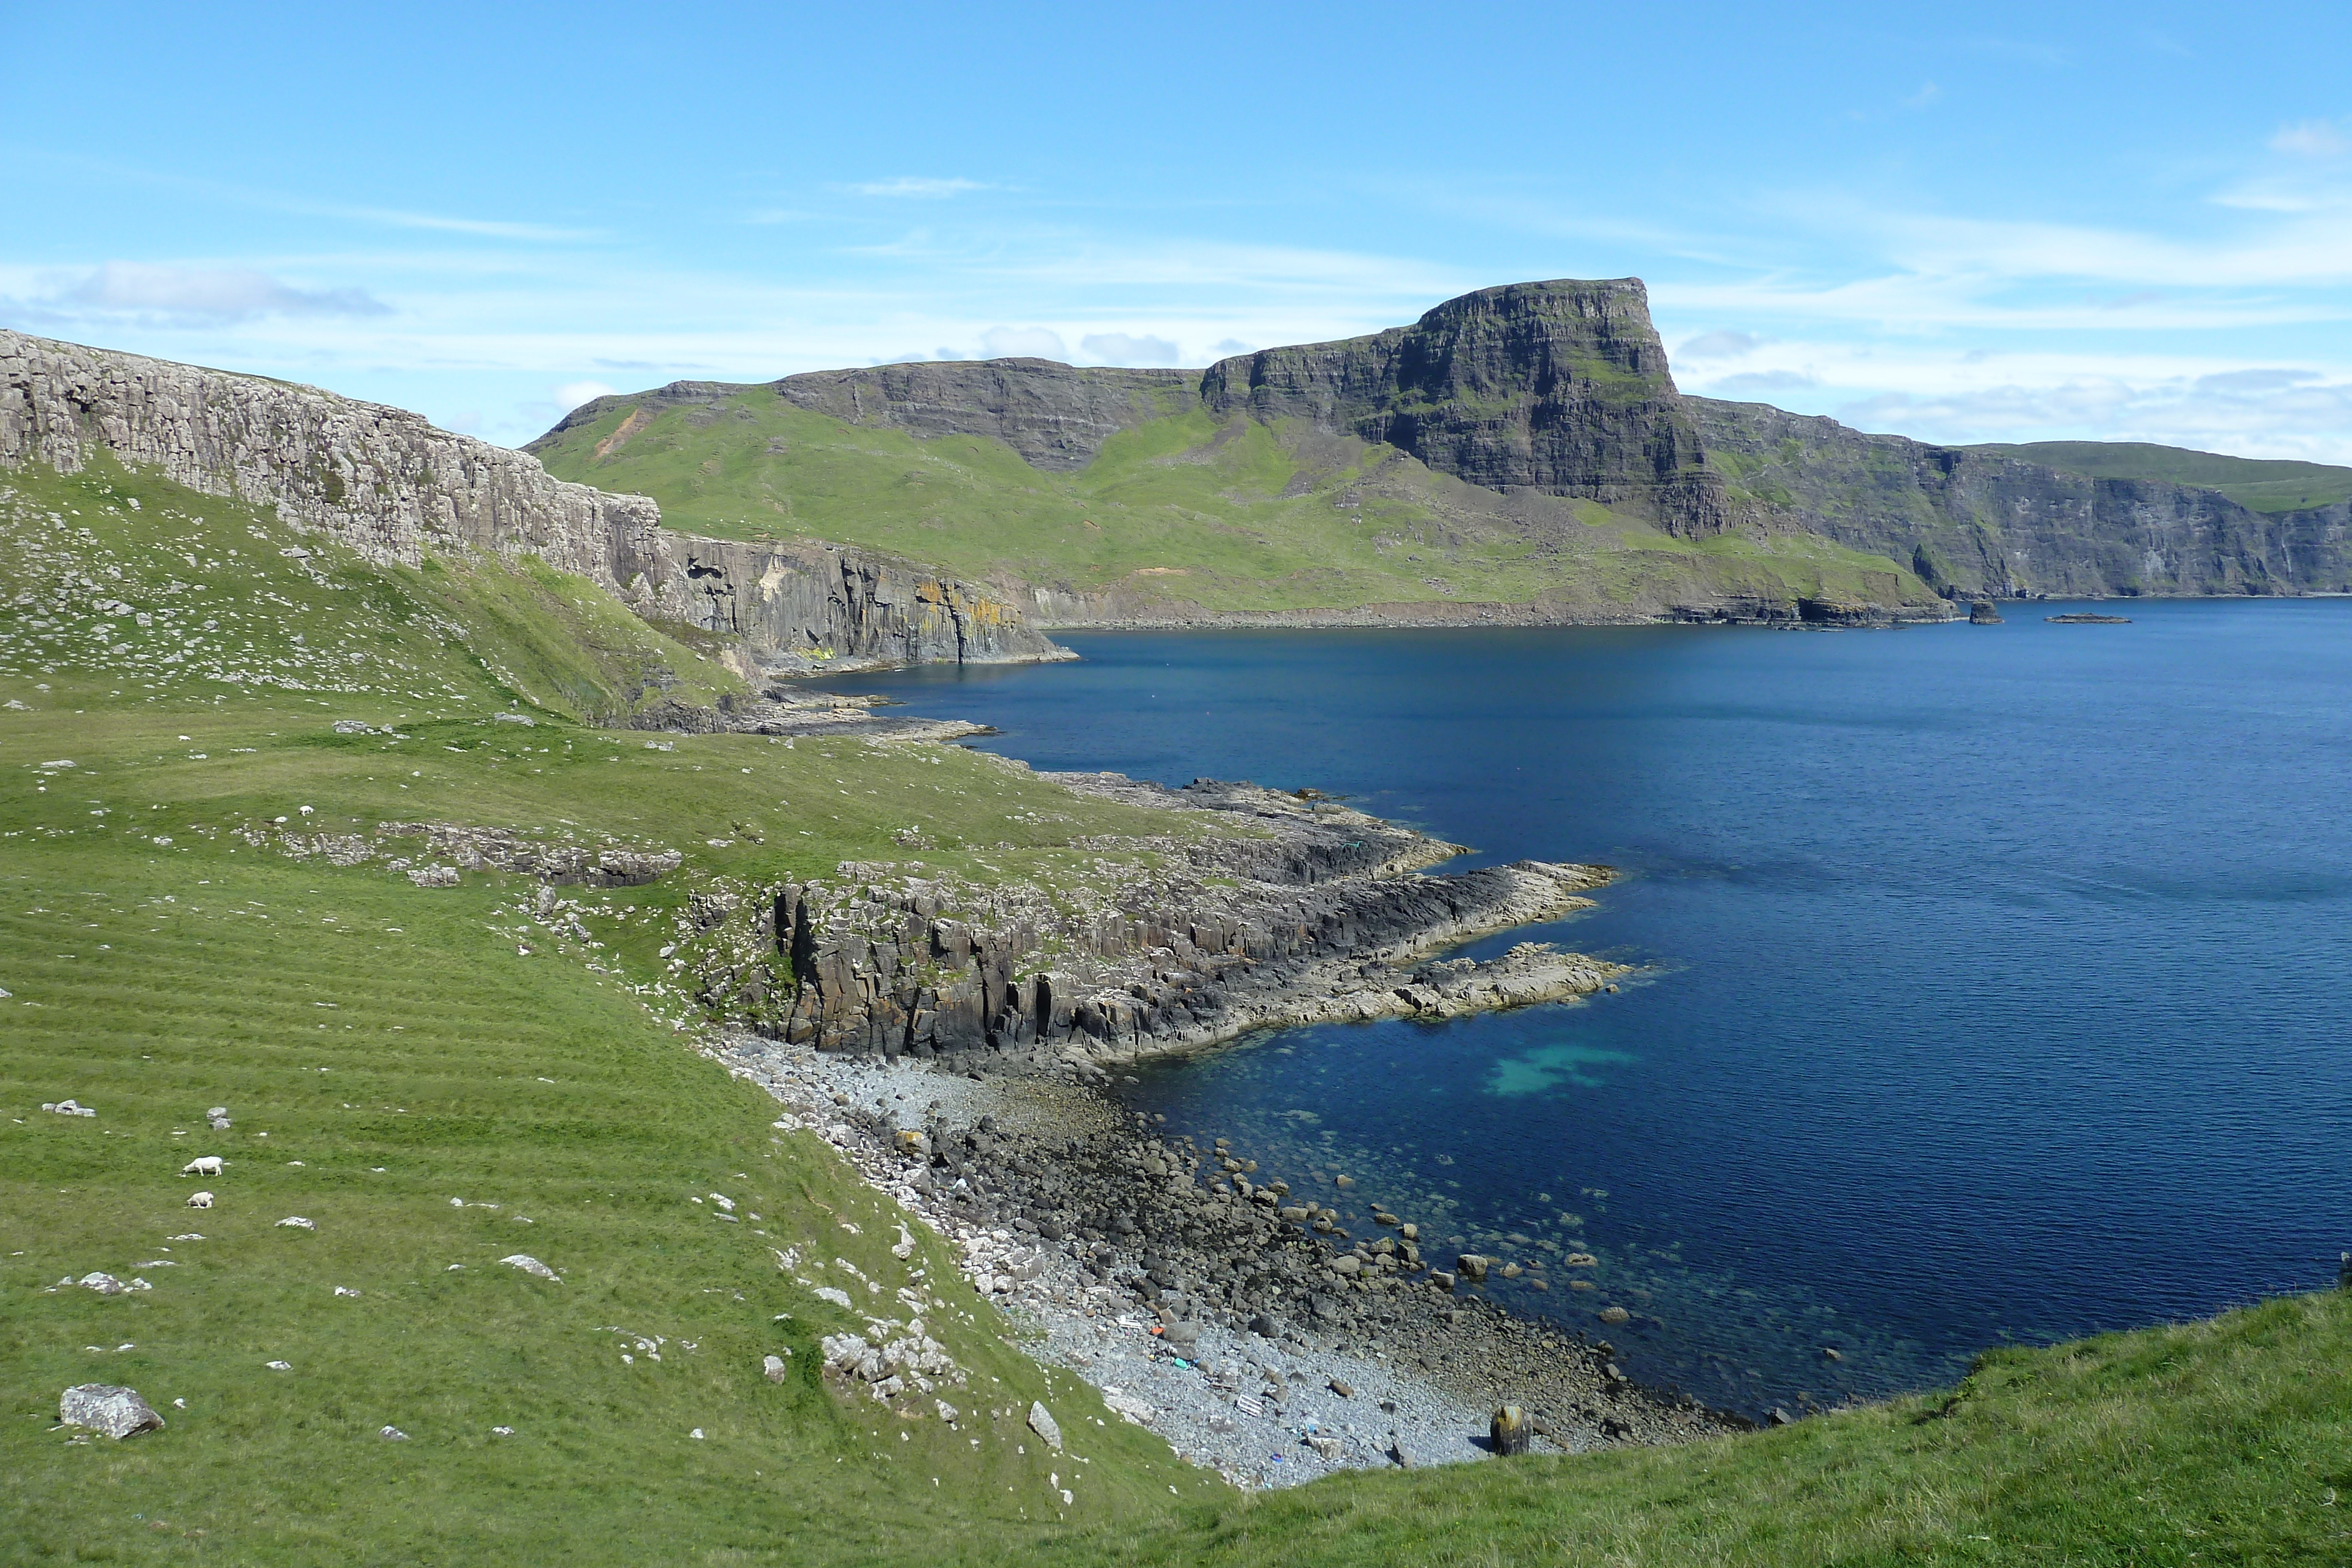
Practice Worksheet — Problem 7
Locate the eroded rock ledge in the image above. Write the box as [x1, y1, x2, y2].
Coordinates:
[691, 773, 1626, 1068]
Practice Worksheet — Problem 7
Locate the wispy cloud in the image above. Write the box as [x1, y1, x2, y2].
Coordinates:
[1676, 329, 1765, 359]
[320, 204, 602, 242]
[553, 380, 617, 412]
[1080, 331, 1180, 366]
[850, 177, 992, 198]
[5, 262, 390, 327]
[978, 325, 1067, 360]
[2271, 119, 2351, 158]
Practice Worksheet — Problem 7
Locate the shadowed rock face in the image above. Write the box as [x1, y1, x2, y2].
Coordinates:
[1694, 398, 2352, 598]
[0, 329, 1064, 676]
[1202, 279, 1730, 537]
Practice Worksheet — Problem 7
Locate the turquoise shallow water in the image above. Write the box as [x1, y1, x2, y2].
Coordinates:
[831, 603, 2352, 1416]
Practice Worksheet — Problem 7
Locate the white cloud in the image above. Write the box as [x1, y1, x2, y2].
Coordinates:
[553, 380, 617, 412]
[2271, 119, 2351, 158]
[1676, 329, 1764, 360]
[1833, 372, 2352, 460]
[22, 262, 390, 325]
[1208, 337, 1258, 357]
[978, 325, 1067, 361]
[1080, 332, 1180, 366]
[322, 205, 600, 242]
[1710, 369, 1817, 393]
[851, 177, 990, 198]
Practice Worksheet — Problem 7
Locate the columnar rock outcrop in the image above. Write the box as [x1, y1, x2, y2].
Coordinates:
[0, 329, 1065, 674]
[691, 775, 1623, 1065]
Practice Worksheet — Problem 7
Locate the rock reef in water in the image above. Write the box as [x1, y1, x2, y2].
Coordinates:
[0, 330, 1065, 678]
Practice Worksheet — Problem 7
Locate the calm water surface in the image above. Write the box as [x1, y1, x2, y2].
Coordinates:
[831, 603, 2352, 1416]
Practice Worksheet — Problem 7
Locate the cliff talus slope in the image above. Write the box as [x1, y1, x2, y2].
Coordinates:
[0, 329, 1064, 676]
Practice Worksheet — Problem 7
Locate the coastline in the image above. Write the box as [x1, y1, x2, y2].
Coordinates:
[712, 1031, 1743, 1488]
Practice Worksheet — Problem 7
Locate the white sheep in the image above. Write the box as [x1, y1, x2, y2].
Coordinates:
[181, 1156, 223, 1178]
[186, 1191, 214, 1209]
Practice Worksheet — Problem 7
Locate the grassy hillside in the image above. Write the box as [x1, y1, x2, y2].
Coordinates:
[531, 387, 1941, 618]
[9, 451, 2347, 1565]
[1078, 1289, 2352, 1565]
[0, 454, 741, 723]
[1966, 440, 2352, 514]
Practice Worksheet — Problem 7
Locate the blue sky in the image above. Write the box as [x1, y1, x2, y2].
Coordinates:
[12, 1, 2352, 459]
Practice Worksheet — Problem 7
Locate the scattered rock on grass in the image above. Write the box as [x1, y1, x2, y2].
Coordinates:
[1027, 1401, 1063, 1450]
[499, 1254, 559, 1281]
[59, 1384, 165, 1439]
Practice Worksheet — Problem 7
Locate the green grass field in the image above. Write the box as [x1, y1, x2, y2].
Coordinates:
[530, 389, 1942, 617]
[8, 453, 2348, 1565]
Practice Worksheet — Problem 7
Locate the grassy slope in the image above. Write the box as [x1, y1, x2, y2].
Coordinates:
[532, 389, 1937, 616]
[0, 462, 1228, 1563]
[1965, 440, 2352, 514]
[1070, 1291, 2352, 1566]
[0, 454, 741, 723]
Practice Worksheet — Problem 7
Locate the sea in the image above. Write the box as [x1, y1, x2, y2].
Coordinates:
[827, 601, 2352, 1418]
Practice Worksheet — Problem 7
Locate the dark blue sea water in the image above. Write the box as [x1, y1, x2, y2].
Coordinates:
[830, 603, 2352, 1417]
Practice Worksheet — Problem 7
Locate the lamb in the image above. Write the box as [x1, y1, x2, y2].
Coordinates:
[181, 1156, 223, 1178]
[186, 1191, 214, 1209]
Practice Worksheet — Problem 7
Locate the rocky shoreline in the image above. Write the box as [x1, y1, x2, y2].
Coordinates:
[713, 1033, 1744, 1489]
[717, 768, 1628, 1069]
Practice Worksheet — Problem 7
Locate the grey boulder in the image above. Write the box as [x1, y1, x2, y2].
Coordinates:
[60, 1384, 165, 1439]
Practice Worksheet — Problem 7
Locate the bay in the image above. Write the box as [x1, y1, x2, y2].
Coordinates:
[829, 601, 2352, 1417]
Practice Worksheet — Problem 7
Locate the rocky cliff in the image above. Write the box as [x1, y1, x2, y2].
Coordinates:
[0, 329, 1065, 676]
[1201, 279, 1730, 537]
[533, 279, 2352, 607]
[1694, 398, 2352, 598]
[683, 773, 1621, 1064]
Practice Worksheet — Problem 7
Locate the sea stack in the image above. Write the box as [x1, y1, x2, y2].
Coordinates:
[1969, 601, 2004, 624]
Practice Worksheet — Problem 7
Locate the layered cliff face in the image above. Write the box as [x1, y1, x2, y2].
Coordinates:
[1695, 398, 2352, 597]
[1201, 278, 1731, 537]
[0, 329, 1064, 676]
